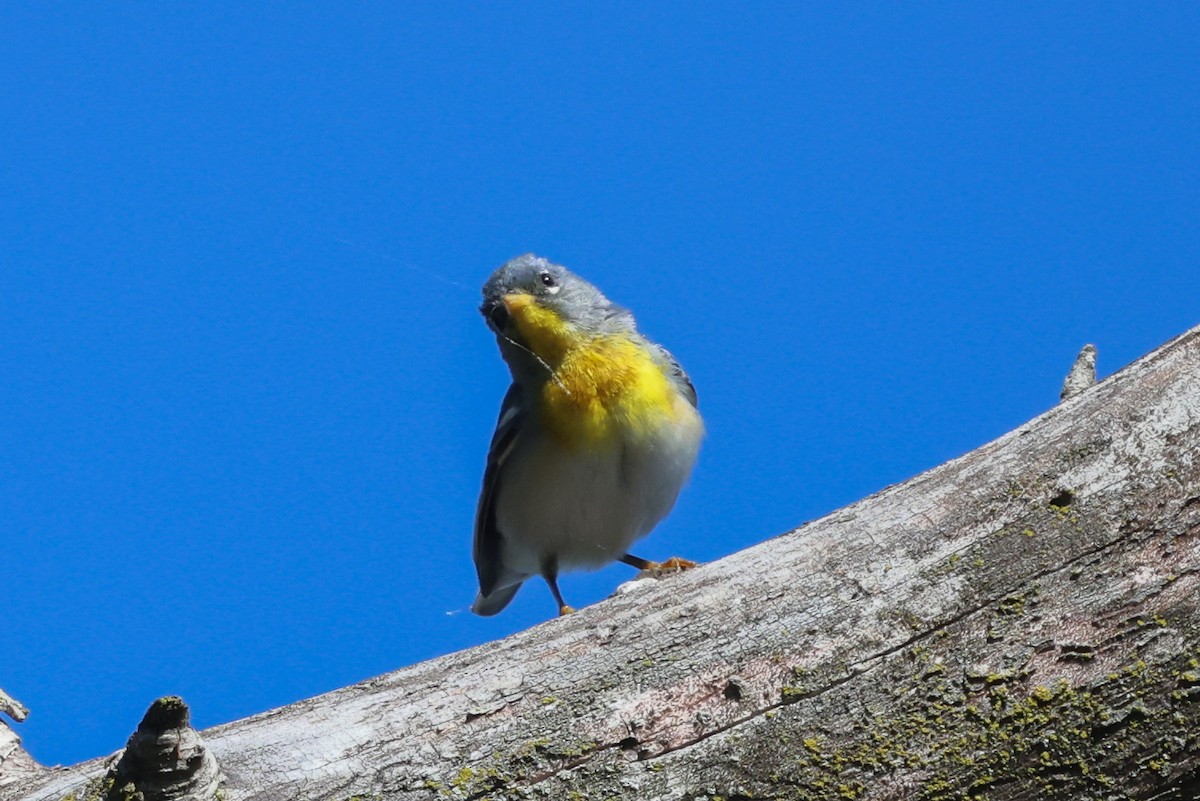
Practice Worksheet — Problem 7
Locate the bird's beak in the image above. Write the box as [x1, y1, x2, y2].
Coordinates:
[481, 297, 509, 332]
[501, 293, 533, 314]
[483, 293, 536, 334]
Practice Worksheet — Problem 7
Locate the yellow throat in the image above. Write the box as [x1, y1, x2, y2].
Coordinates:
[502, 292, 685, 449]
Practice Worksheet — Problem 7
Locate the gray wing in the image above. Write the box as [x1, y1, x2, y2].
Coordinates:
[473, 383, 525, 596]
[652, 343, 698, 408]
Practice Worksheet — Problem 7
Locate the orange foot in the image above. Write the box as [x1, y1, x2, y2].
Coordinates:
[558, 604, 576, 616]
[650, 557, 699, 573]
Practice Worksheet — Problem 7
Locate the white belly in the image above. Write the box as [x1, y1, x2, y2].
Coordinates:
[493, 407, 702, 576]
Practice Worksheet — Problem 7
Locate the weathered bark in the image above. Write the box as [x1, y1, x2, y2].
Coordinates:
[7, 324, 1200, 801]
[0, 726, 39, 797]
[0, 690, 38, 795]
[1061, 343, 1098, 401]
[0, 690, 29, 725]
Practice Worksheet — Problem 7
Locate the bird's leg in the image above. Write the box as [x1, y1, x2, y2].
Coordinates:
[620, 553, 699, 572]
[542, 557, 575, 616]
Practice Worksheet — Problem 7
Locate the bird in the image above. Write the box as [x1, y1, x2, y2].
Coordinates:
[472, 254, 704, 617]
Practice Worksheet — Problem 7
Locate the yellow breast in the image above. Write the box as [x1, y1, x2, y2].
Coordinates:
[541, 335, 683, 449]
[504, 293, 685, 450]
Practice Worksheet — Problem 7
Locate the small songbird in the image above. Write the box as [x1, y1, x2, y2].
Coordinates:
[473, 254, 704, 617]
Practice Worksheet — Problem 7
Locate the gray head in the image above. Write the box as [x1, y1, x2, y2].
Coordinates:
[481, 254, 634, 336]
[480, 254, 637, 383]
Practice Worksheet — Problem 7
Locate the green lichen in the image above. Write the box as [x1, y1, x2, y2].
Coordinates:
[693, 632, 1199, 801]
[450, 766, 476, 788]
[1029, 684, 1056, 704]
[422, 733, 606, 799]
[61, 777, 123, 801]
[781, 685, 809, 703]
[997, 589, 1036, 617]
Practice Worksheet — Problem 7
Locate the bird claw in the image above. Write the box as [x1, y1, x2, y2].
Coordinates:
[645, 556, 699, 575]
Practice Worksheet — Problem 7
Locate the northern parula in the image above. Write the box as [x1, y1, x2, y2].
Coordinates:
[472, 254, 704, 617]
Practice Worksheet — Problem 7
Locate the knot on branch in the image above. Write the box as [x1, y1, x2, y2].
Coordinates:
[102, 696, 223, 801]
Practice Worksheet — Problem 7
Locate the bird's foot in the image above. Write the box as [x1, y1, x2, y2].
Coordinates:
[653, 556, 698, 573]
[620, 553, 700, 574]
[632, 556, 700, 578]
[558, 604, 576, 616]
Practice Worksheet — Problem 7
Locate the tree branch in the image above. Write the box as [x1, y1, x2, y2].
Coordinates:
[8, 324, 1200, 801]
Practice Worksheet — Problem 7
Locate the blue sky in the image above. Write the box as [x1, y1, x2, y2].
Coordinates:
[2, 4, 1197, 766]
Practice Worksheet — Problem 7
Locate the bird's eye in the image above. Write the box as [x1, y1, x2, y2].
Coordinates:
[538, 271, 556, 288]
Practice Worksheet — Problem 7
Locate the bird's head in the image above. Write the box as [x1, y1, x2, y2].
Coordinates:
[480, 255, 633, 370]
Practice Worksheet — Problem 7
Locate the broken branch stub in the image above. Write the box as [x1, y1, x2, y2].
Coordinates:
[101, 697, 222, 801]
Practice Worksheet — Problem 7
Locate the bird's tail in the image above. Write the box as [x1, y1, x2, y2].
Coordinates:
[471, 582, 523, 616]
